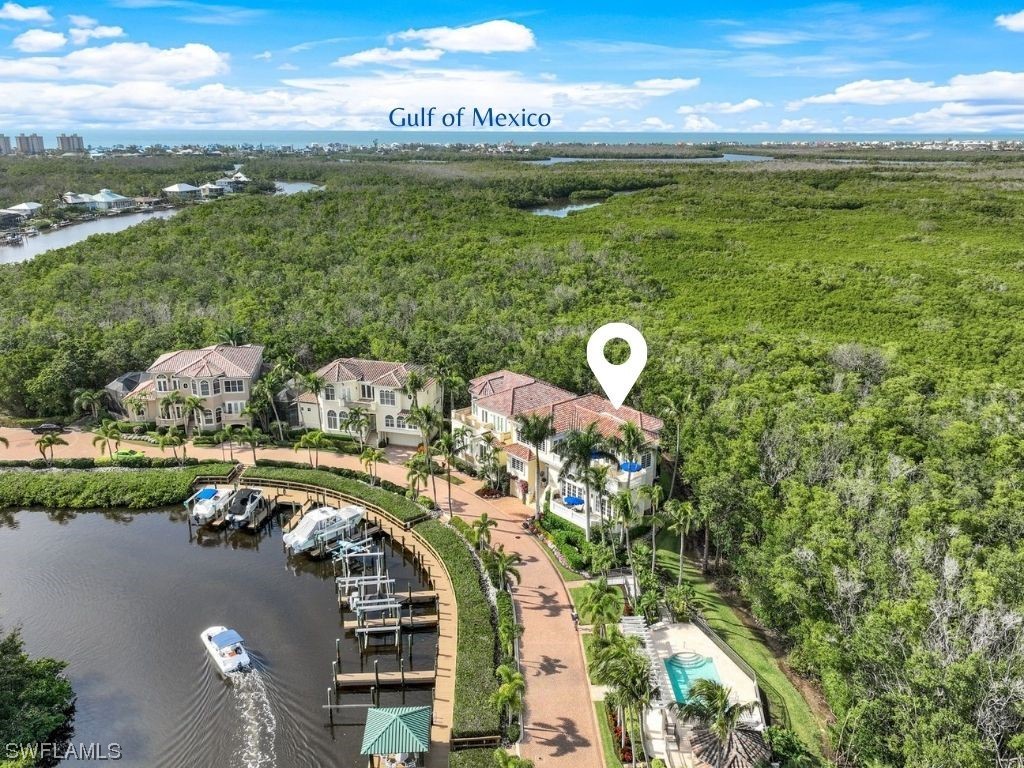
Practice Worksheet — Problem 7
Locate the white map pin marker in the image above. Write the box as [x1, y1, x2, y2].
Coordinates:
[587, 323, 648, 408]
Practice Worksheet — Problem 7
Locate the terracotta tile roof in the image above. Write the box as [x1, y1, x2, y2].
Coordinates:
[297, 391, 317, 404]
[468, 369, 537, 398]
[315, 358, 432, 389]
[526, 393, 662, 444]
[148, 344, 264, 379]
[504, 442, 535, 461]
[125, 379, 155, 398]
[469, 370, 575, 419]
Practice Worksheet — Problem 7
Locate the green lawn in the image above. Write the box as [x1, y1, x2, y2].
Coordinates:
[655, 530, 828, 756]
[594, 701, 624, 768]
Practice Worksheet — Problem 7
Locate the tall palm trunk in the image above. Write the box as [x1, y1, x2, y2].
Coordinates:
[533, 454, 542, 519]
[670, 424, 681, 496]
[703, 523, 711, 572]
[651, 518, 658, 572]
[678, 533, 686, 586]
[583, 480, 592, 540]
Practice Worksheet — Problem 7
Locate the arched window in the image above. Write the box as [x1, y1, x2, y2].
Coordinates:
[215, 408, 222, 423]
[199, 380, 210, 396]
[324, 385, 335, 401]
[396, 416, 406, 429]
[384, 415, 395, 428]
[327, 410, 338, 430]
[203, 409, 213, 425]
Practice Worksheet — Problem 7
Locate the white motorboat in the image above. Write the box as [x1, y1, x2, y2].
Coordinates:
[282, 505, 365, 554]
[224, 488, 265, 528]
[200, 625, 251, 674]
[186, 486, 234, 525]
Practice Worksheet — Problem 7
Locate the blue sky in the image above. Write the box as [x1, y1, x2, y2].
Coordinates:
[1, 0, 1024, 132]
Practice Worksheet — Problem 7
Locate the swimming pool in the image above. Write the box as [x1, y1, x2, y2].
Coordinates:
[664, 652, 721, 703]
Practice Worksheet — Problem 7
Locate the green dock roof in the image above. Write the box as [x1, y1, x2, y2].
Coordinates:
[360, 706, 432, 756]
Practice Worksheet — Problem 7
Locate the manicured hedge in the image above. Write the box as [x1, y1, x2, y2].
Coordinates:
[448, 749, 496, 768]
[241, 464, 428, 523]
[0, 463, 236, 509]
[538, 511, 590, 571]
[414, 519, 500, 739]
[496, 590, 516, 667]
[0, 457, 217, 470]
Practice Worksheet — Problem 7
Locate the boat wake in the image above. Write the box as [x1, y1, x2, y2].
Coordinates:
[228, 667, 278, 768]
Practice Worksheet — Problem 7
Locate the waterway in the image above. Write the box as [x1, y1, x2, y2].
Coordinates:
[524, 152, 773, 165]
[1, 181, 323, 265]
[0, 509, 435, 767]
[530, 201, 603, 217]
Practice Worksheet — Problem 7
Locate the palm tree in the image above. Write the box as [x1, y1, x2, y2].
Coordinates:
[612, 490, 637, 552]
[587, 463, 611, 542]
[215, 425, 235, 461]
[587, 541, 615, 576]
[237, 425, 266, 465]
[123, 394, 146, 421]
[159, 390, 185, 429]
[556, 422, 605, 539]
[92, 419, 122, 456]
[674, 679, 757, 768]
[345, 406, 370, 451]
[35, 433, 68, 466]
[471, 512, 498, 551]
[181, 394, 205, 437]
[302, 371, 327, 430]
[577, 576, 622, 636]
[659, 392, 689, 497]
[433, 427, 468, 515]
[516, 412, 555, 520]
[492, 749, 533, 768]
[477, 437, 502, 491]
[360, 446, 385, 485]
[637, 483, 665, 571]
[408, 405, 441, 500]
[73, 388, 106, 422]
[293, 429, 327, 468]
[485, 544, 524, 590]
[664, 499, 696, 585]
[406, 462, 429, 498]
[253, 363, 288, 441]
[402, 368, 426, 408]
[155, 427, 184, 465]
[490, 663, 526, 724]
[698, 503, 713, 573]
[609, 421, 650, 515]
[216, 323, 247, 346]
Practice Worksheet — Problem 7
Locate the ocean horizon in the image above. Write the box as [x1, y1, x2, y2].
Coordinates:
[17, 129, 1024, 149]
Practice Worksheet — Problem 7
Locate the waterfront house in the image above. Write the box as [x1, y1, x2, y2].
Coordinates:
[214, 177, 240, 192]
[90, 189, 134, 212]
[451, 370, 662, 521]
[162, 183, 200, 200]
[2, 201, 42, 219]
[297, 358, 441, 447]
[122, 344, 264, 430]
[199, 183, 224, 199]
[61, 192, 93, 207]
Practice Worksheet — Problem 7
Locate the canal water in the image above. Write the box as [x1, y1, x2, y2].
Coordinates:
[0, 508, 436, 767]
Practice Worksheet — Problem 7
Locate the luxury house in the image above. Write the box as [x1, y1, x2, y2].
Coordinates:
[121, 344, 264, 430]
[297, 358, 441, 447]
[452, 369, 662, 524]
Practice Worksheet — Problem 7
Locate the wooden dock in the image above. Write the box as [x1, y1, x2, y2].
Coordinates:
[355, 614, 438, 632]
[337, 589, 438, 608]
[334, 668, 435, 690]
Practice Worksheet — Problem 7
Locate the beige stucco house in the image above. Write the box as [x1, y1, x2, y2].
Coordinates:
[452, 369, 662, 523]
[122, 344, 264, 430]
[297, 358, 441, 447]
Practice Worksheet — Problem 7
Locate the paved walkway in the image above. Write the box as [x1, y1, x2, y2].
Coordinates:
[0, 428, 604, 768]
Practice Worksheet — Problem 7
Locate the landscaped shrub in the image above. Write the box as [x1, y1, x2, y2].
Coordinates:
[241, 464, 427, 523]
[496, 590, 517, 667]
[447, 749, 495, 768]
[537, 512, 590, 571]
[0, 458, 96, 470]
[0, 463, 236, 509]
[414, 519, 500, 739]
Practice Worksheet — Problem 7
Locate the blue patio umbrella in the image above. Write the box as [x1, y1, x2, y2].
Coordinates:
[619, 461, 642, 473]
[564, 496, 585, 507]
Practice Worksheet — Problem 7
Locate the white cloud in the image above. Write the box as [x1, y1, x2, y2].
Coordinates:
[390, 20, 535, 53]
[633, 77, 700, 93]
[12, 29, 65, 52]
[995, 10, 1024, 31]
[68, 14, 96, 27]
[0, 2, 51, 23]
[678, 98, 765, 114]
[0, 41, 229, 82]
[69, 25, 125, 45]
[777, 117, 836, 132]
[641, 116, 673, 129]
[333, 46, 445, 67]
[791, 71, 1024, 108]
[680, 114, 720, 130]
[727, 30, 810, 46]
[277, 62, 297, 71]
[253, 50, 271, 60]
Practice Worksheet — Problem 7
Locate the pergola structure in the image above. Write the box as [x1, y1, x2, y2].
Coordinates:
[360, 705, 432, 768]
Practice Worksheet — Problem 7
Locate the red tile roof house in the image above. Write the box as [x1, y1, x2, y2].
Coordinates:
[121, 344, 264, 430]
[297, 358, 441, 448]
[451, 370, 662, 526]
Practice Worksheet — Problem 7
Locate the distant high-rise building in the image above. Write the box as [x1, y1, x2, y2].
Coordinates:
[0, 135, 11, 155]
[16, 133, 45, 155]
[56, 133, 85, 153]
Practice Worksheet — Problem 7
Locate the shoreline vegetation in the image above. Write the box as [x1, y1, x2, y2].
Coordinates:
[3, 150, 1024, 766]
